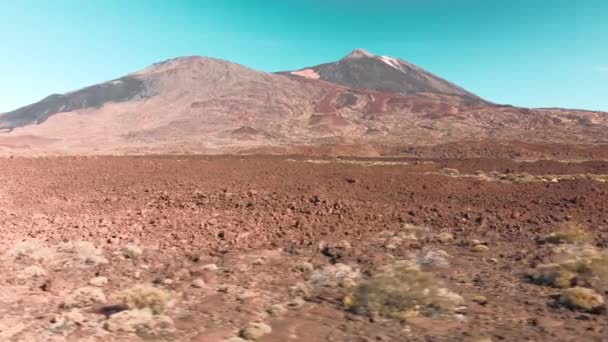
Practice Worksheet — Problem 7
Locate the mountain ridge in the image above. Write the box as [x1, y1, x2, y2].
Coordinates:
[1, 50, 607, 155]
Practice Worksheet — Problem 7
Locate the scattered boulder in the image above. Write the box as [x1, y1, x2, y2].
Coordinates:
[471, 244, 489, 253]
[240, 322, 272, 340]
[436, 232, 455, 244]
[89, 276, 109, 287]
[266, 304, 287, 317]
[49, 309, 87, 331]
[472, 295, 488, 305]
[412, 247, 450, 268]
[191, 278, 206, 288]
[202, 263, 219, 271]
[123, 244, 143, 259]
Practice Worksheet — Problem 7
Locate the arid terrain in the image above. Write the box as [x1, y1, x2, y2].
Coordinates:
[1, 48, 607, 341]
[1, 152, 607, 341]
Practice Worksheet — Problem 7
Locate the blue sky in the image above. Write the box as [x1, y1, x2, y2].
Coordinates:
[1, 0, 606, 112]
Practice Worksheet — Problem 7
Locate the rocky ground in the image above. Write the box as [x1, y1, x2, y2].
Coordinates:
[1, 155, 607, 341]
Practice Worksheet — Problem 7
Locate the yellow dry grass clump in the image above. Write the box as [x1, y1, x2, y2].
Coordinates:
[530, 245, 608, 291]
[112, 285, 171, 314]
[542, 224, 594, 245]
[558, 287, 605, 313]
[344, 261, 463, 319]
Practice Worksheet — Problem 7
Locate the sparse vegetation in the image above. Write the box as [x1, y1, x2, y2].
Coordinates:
[63, 286, 107, 308]
[10, 239, 53, 262]
[18, 265, 47, 279]
[558, 287, 605, 313]
[542, 224, 594, 244]
[310, 263, 360, 288]
[112, 285, 171, 314]
[344, 261, 463, 319]
[104, 308, 175, 337]
[123, 244, 143, 259]
[529, 245, 608, 291]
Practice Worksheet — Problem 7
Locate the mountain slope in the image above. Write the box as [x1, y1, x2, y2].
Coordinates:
[0, 51, 607, 156]
[282, 49, 479, 99]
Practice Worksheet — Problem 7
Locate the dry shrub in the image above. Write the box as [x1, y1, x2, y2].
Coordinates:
[344, 261, 463, 319]
[542, 224, 593, 244]
[529, 245, 608, 291]
[310, 263, 360, 288]
[558, 287, 605, 313]
[10, 239, 53, 262]
[105, 309, 175, 337]
[56, 241, 108, 266]
[63, 287, 107, 308]
[112, 285, 171, 314]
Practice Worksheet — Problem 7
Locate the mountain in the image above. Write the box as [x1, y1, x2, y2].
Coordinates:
[281, 49, 479, 100]
[1, 50, 607, 156]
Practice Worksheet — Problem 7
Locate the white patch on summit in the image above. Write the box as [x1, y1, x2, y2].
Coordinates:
[379, 56, 406, 73]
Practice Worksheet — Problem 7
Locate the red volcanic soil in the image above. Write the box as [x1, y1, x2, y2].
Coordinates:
[0, 155, 607, 341]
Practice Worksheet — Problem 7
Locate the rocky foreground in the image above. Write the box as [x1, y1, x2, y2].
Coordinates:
[0, 156, 607, 341]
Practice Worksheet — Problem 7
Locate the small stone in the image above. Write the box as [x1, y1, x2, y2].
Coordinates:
[470, 239, 482, 246]
[191, 278, 206, 288]
[339, 278, 357, 289]
[174, 268, 191, 281]
[162, 278, 174, 285]
[437, 232, 455, 244]
[49, 309, 87, 331]
[224, 338, 248, 342]
[293, 262, 314, 273]
[266, 304, 287, 317]
[237, 291, 257, 301]
[124, 244, 143, 259]
[202, 263, 218, 271]
[288, 283, 310, 298]
[286, 298, 305, 310]
[63, 310, 87, 324]
[471, 244, 489, 253]
[472, 295, 488, 305]
[89, 276, 109, 287]
[240, 322, 272, 340]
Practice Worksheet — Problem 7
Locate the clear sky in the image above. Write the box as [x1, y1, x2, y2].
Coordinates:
[1, 0, 607, 112]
